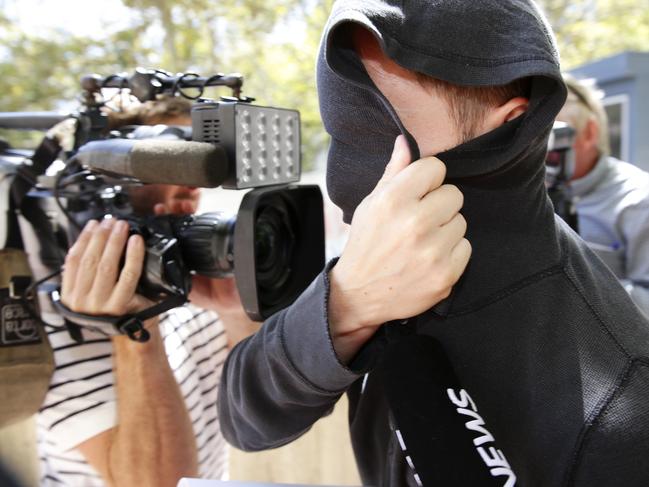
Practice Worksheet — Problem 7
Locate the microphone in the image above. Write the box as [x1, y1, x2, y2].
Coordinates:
[0, 112, 69, 130]
[75, 139, 229, 187]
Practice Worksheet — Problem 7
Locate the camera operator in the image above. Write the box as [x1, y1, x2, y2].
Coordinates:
[556, 75, 649, 316]
[36, 96, 260, 487]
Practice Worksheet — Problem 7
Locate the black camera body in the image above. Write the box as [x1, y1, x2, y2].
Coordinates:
[0, 68, 325, 338]
[65, 99, 324, 321]
[545, 121, 578, 232]
[59, 180, 324, 321]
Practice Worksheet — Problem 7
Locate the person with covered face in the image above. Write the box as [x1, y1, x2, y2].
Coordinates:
[218, 1, 649, 485]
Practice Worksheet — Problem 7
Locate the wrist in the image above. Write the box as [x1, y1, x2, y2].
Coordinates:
[328, 262, 382, 331]
[112, 317, 162, 355]
[328, 264, 383, 363]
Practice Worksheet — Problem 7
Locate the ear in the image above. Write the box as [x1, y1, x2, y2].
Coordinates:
[351, 25, 382, 63]
[483, 96, 529, 131]
[582, 117, 599, 148]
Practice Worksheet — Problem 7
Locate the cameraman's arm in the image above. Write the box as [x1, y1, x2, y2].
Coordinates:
[189, 275, 261, 348]
[63, 219, 198, 487]
[219, 136, 471, 450]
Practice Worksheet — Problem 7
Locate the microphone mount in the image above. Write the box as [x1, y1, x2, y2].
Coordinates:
[81, 68, 247, 105]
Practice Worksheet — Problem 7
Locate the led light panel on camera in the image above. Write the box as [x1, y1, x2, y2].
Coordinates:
[192, 101, 301, 189]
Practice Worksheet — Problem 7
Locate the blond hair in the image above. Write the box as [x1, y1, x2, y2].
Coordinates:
[560, 74, 610, 157]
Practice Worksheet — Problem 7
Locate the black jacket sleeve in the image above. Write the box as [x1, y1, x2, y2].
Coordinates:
[217, 266, 362, 451]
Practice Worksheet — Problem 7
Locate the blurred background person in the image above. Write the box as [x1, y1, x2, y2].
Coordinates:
[557, 74, 649, 315]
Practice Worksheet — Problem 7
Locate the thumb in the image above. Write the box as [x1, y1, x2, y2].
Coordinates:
[376, 135, 412, 189]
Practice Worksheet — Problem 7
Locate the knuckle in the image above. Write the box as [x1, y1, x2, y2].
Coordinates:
[64, 250, 79, 266]
[97, 260, 115, 276]
[80, 253, 99, 270]
[70, 296, 85, 313]
[428, 247, 443, 267]
[461, 238, 473, 259]
[444, 184, 464, 206]
[428, 157, 447, 180]
[411, 214, 429, 239]
[456, 214, 468, 235]
[85, 301, 102, 315]
[121, 267, 140, 283]
[438, 287, 452, 301]
[435, 268, 454, 290]
[93, 225, 109, 238]
[374, 190, 397, 213]
[104, 304, 123, 316]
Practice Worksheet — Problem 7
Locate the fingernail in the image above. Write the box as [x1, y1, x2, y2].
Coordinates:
[128, 234, 142, 249]
[113, 220, 128, 234]
[84, 220, 98, 232]
[100, 218, 115, 229]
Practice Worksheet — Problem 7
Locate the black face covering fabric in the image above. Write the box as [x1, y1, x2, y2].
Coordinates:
[318, 0, 566, 224]
[318, 41, 417, 223]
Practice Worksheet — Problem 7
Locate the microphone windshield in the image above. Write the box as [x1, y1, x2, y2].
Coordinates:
[76, 139, 229, 187]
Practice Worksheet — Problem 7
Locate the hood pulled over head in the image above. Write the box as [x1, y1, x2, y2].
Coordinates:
[318, 0, 567, 222]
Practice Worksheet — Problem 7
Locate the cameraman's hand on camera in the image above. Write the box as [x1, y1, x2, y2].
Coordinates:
[61, 218, 152, 318]
[329, 135, 472, 363]
[62, 217, 200, 485]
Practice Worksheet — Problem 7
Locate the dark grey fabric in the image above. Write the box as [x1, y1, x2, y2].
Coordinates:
[218, 260, 359, 451]
[219, 1, 649, 486]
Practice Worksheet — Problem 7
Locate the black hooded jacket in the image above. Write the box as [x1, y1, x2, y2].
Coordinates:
[218, 1, 649, 485]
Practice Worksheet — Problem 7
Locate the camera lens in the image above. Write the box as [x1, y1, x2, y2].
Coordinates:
[172, 186, 323, 320]
[255, 222, 274, 265]
[254, 197, 295, 306]
[232, 185, 325, 320]
[173, 212, 236, 278]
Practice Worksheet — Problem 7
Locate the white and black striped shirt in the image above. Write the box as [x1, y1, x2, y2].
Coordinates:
[37, 304, 229, 486]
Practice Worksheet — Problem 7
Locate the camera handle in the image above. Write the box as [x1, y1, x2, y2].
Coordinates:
[50, 289, 186, 342]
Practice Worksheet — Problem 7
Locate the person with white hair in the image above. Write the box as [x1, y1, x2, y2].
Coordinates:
[557, 74, 649, 315]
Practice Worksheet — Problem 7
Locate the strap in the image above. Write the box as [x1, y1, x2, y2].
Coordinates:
[7, 136, 65, 267]
[4, 184, 24, 250]
[11, 136, 61, 208]
[50, 288, 186, 342]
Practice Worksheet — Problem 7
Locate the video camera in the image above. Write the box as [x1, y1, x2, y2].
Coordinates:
[0, 68, 324, 342]
[546, 121, 578, 232]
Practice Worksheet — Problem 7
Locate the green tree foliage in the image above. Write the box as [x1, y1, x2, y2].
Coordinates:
[0, 0, 334, 167]
[2, 0, 648, 156]
[0, 7, 154, 145]
[538, 0, 649, 69]
[114, 0, 335, 166]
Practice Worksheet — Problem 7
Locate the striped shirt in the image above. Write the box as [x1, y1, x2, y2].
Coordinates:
[37, 304, 229, 486]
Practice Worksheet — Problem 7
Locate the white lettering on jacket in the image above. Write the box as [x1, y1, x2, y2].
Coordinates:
[447, 388, 517, 487]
